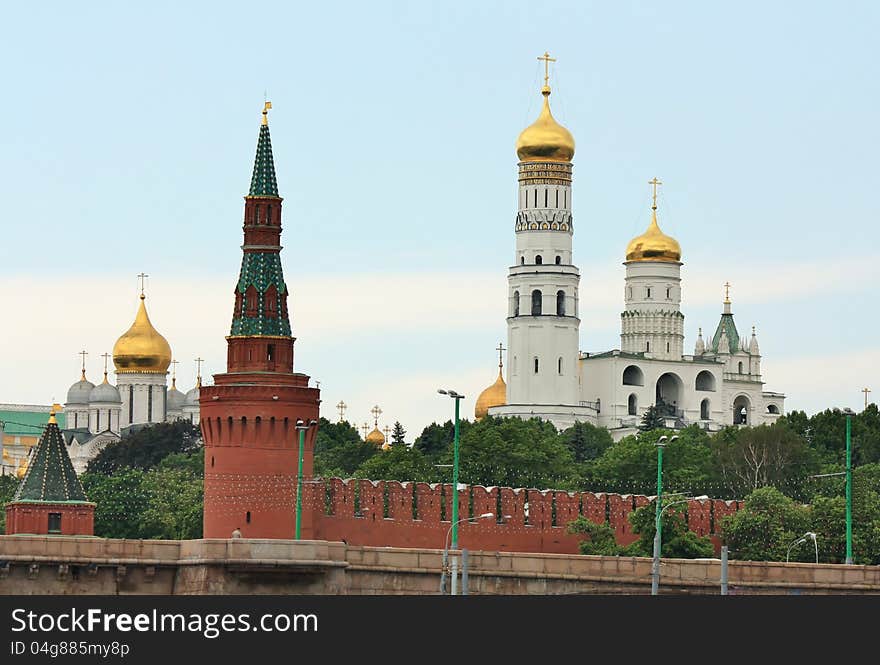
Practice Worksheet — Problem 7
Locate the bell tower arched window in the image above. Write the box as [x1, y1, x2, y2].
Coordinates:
[556, 290, 565, 316]
[531, 290, 542, 316]
[513, 290, 520, 317]
[535, 255, 543, 265]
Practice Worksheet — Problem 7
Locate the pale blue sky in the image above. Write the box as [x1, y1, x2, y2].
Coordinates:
[2, 1, 878, 432]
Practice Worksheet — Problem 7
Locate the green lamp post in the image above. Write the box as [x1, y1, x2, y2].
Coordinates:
[294, 418, 318, 539]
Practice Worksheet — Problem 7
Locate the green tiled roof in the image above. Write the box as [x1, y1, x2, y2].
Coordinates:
[0, 409, 66, 437]
[248, 124, 279, 197]
[711, 313, 740, 354]
[230, 253, 291, 336]
[13, 421, 88, 503]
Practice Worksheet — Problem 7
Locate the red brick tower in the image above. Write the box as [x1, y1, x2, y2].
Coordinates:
[201, 103, 320, 539]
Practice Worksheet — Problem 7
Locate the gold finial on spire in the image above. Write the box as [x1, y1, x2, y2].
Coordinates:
[537, 51, 556, 91]
[137, 272, 149, 300]
[195, 357, 204, 387]
[78, 350, 88, 380]
[724, 281, 732, 304]
[649, 177, 662, 210]
[48, 406, 57, 425]
[262, 100, 272, 126]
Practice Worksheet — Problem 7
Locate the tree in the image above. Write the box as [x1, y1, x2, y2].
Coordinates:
[711, 423, 817, 498]
[354, 444, 437, 483]
[452, 416, 579, 490]
[566, 516, 623, 555]
[139, 455, 204, 540]
[558, 421, 613, 463]
[314, 417, 377, 477]
[0, 475, 21, 534]
[390, 421, 407, 448]
[87, 421, 202, 474]
[81, 469, 150, 539]
[721, 486, 811, 562]
[412, 419, 472, 460]
[625, 500, 714, 559]
[639, 405, 665, 432]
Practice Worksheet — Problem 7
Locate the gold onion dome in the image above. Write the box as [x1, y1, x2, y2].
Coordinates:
[625, 208, 682, 263]
[113, 294, 172, 373]
[516, 86, 575, 163]
[366, 427, 386, 446]
[475, 370, 507, 420]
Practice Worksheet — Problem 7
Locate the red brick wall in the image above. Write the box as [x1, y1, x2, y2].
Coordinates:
[5, 502, 94, 536]
[308, 479, 739, 555]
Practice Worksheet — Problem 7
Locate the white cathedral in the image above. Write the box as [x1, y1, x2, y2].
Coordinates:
[476, 59, 785, 440]
[62, 291, 201, 472]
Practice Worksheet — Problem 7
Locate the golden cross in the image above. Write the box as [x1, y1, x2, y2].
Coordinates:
[371, 405, 382, 426]
[262, 100, 272, 126]
[537, 51, 556, 87]
[194, 357, 204, 385]
[723, 281, 731, 304]
[171, 359, 179, 379]
[101, 352, 110, 375]
[361, 422, 369, 438]
[137, 272, 149, 296]
[78, 350, 88, 375]
[336, 400, 347, 421]
[863, 387, 871, 409]
[383, 425, 391, 440]
[496, 341, 506, 369]
[648, 177, 662, 210]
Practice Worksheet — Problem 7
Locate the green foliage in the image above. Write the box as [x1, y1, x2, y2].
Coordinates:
[625, 500, 715, 559]
[0, 474, 21, 534]
[566, 516, 623, 555]
[721, 486, 811, 562]
[711, 423, 817, 499]
[412, 419, 472, 460]
[140, 458, 203, 540]
[452, 416, 579, 490]
[81, 469, 150, 539]
[87, 421, 202, 474]
[639, 405, 666, 432]
[313, 418, 377, 477]
[354, 444, 437, 483]
[558, 421, 613, 464]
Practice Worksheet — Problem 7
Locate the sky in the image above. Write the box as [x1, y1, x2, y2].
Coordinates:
[1, 1, 878, 437]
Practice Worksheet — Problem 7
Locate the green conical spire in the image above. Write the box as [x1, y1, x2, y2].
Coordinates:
[248, 107, 279, 197]
[13, 416, 88, 503]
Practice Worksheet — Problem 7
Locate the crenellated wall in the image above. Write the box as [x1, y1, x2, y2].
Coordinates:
[304, 478, 743, 555]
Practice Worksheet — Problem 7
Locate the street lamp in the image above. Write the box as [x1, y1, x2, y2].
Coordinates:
[294, 418, 318, 539]
[437, 388, 465, 550]
[651, 493, 708, 595]
[440, 512, 505, 595]
[786, 532, 818, 564]
[842, 407, 854, 564]
[651, 434, 678, 596]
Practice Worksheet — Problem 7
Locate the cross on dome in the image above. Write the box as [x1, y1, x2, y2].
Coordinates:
[537, 51, 556, 88]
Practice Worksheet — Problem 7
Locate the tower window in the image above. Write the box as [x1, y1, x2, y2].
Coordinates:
[555, 255, 561, 265]
[666, 287, 671, 299]
[267, 344, 275, 362]
[666, 342, 670, 353]
[513, 290, 520, 317]
[520, 256, 525, 265]
[628, 393, 638, 416]
[556, 290, 566, 316]
[48, 513, 62, 534]
[558, 357, 563, 375]
[738, 361, 743, 374]
[646, 287, 652, 299]
[646, 341, 650, 352]
[246, 511, 251, 524]
[531, 290, 542, 315]
[535, 255, 542, 265]
[534, 357, 539, 374]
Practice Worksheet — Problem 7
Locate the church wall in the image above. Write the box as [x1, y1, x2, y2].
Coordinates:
[115, 374, 169, 427]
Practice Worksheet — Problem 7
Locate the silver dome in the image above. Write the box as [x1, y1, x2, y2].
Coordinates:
[167, 386, 186, 410]
[89, 380, 121, 404]
[66, 377, 95, 405]
[184, 386, 200, 406]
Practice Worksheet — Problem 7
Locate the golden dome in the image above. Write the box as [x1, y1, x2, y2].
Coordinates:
[625, 209, 682, 263]
[366, 427, 386, 446]
[516, 86, 575, 163]
[113, 294, 172, 373]
[475, 370, 507, 420]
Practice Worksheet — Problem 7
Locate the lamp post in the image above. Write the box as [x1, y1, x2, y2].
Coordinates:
[843, 407, 854, 564]
[440, 512, 499, 595]
[651, 434, 677, 596]
[437, 389, 465, 549]
[294, 418, 318, 539]
[651, 491, 707, 596]
[786, 532, 818, 564]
